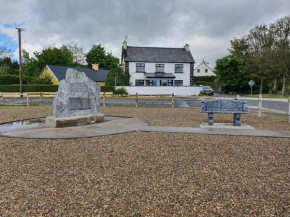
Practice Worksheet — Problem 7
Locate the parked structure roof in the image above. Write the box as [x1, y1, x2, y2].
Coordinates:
[123, 46, 195, 63]
[47, 65, 109, 82]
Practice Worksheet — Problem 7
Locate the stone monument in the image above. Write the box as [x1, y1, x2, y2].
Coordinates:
[46, 68, 104, 127]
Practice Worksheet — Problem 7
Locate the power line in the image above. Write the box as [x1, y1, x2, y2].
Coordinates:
[0, 33, 18, 48]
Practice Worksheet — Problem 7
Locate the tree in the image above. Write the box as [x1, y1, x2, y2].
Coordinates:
[271, 16, 290, 96]
[105, 65, 130, 86]
[215, 55, 248, 93]
[86, 44, 119, 70]
[23, 45, 74, 76]
[66, 41, 86, 66]
[0, 64, 10, 75]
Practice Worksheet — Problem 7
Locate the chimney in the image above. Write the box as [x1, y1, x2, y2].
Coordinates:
[184, 44, 190, 51]
[92, 64, 99, 71]
[123, 41, 127, 49]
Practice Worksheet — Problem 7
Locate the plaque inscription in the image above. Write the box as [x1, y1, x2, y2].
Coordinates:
[69, 98, 91, 110]
[70, 83, 89, 93]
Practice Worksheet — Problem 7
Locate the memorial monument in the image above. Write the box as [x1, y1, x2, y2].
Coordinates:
[46, 68, 104, 127]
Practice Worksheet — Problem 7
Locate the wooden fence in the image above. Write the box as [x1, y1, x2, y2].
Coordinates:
[102, 93, 175, 108]
[0, 92, 175, 108]
[219, 94, 290, 123]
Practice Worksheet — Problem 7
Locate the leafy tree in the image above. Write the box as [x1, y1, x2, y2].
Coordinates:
[0, 64, 10, 75]
[215, 55, 248, 93]
[23, 45, 73, 76]
[105, 65, 130, 86]
[86, 44, 119, 70]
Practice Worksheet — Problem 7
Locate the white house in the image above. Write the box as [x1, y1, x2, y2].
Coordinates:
[118, 42, 202, 95]
[121, 42, 195, 86]
[194, 60, 216, 77]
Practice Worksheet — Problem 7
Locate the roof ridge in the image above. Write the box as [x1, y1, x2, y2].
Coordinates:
[127, 46, 185, 49]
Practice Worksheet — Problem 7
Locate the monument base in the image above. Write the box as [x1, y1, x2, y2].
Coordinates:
[46, 114, 105, 128]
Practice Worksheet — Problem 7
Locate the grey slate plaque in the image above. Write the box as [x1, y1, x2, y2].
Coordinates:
[69, 98, 91, 110]
[70, 83, 88, 93]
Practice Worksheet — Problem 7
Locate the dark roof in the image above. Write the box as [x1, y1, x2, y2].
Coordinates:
[145, 73, 176, 78]
[47, 65, 109, 82]
[123, 46, 195, 63]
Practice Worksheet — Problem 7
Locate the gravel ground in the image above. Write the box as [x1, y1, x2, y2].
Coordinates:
[0, 106, 290, 216]
[0, 105, 290, 131]
[1, 133, 290, 216]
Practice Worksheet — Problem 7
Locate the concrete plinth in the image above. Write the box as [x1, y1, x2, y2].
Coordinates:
[46, 114, 104, 128]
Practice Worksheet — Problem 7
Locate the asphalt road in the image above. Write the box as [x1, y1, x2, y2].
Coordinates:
[1, 96, 289, 112]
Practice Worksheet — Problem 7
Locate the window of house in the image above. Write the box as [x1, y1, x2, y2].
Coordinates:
[175, 64, 183, 73]
[168, 80, 173, 86]
[197, 69, 200, 73]
[155, 64, 164, 73]
[174, 80, 183, 86]
[136, 63, 145, 72]
[135, 80, 144, 86]
[205, 69, 208, 73]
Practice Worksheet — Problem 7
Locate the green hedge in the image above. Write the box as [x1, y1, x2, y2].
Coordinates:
[194, 81, 215, 88]
[0, 85, 115, 92]
[194, 76, 216, 82]
[0, 85, 59, 92]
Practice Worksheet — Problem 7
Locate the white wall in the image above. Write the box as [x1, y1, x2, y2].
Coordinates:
[116, 86, 202, 96]
[194, 62, 216, 76]
[128, 62, 191, 86]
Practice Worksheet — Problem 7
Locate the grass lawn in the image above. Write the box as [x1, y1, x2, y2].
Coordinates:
[0, 105, 25, 110]
[0, 106, 290, 216]
[245, 94, 290, 99]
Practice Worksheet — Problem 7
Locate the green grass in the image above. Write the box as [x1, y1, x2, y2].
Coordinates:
[0, 105, 25, 110]
[245, 94, 290, 99]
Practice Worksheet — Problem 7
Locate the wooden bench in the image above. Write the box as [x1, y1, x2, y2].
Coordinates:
[200, 99, 249, 126]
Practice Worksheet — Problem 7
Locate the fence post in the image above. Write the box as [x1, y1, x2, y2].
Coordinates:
[103, 92, 106, 107]
[172, 93, 174, 108]
[40, 92, 43, 106]
[0, 93, 2, 105]
[237, 95, 240, 101]
[258, 94, 262, 117]
[288, 97, 290, 124]
[136, 93, 138, 108]
[26, 92, 29, 107]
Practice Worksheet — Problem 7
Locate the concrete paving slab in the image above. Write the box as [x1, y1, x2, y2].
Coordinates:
[0, 117, 149, 139]
[139, 126, 290, 138]
[200, 123, 255, 130]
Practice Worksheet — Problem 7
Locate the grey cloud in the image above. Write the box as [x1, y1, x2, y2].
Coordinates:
[1, 0, 289, 68]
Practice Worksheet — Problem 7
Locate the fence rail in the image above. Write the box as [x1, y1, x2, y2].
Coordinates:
[102, 93, 175, 108]
[217, 94, 290, 123]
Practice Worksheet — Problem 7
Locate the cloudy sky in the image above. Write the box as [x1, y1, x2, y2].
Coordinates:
[0, 0, 289, 68]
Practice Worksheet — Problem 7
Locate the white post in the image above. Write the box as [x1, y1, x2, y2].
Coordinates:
[26, 92, 29, 107]
[258, 94, 262, 117]
[237, 95, 240, 101]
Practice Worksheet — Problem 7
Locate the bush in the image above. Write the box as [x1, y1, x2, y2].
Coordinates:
[162, 82, 168, 86]
[115, 87, 128, 96]
[194, 76, 216, 82]
[199, 90, 208, 96]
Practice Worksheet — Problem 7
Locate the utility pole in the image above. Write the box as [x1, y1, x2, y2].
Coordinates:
[16, 28, 24, 96]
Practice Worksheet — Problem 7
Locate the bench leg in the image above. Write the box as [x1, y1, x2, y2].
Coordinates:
[208, 113, 214, 125]
[233, 113, 241, 126]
